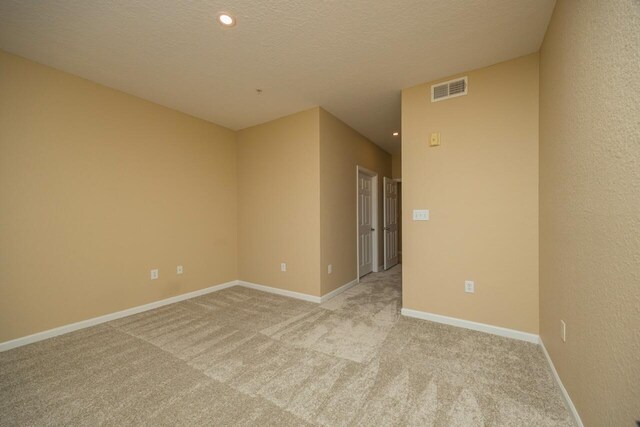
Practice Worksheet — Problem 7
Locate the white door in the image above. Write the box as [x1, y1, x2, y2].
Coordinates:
[358, 172, 374, 277]
[383, 177, 399, 270]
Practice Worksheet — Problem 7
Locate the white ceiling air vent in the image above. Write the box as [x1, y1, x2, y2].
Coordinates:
[431, 76, 468, 102]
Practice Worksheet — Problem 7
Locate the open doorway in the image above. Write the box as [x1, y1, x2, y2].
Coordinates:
[397, 181, 402, 264]
[356, 166, 378, 279]
[383, 177, 401, 270]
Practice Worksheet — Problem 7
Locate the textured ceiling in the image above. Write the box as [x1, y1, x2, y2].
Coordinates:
[0, 0, 555, 154]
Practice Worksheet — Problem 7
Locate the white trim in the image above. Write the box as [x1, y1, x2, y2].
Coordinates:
[237, 281, 321, 303]
[356, 165, 377, 177]
[356, 165, 379, 277]
[1, 277, 364, 352]
[0, 280, 239, 352]
[239, 277, 359, 304]
[400, 308, 539, 344]
[540, 338, 584, 427]
[320, 278, 358, 303]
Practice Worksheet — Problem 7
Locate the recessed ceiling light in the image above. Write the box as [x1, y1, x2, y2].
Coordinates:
[392, 132, 399, 136]
[217, 12, 236, 27]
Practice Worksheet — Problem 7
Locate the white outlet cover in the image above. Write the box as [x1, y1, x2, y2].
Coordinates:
[464, 280, 475, 293]
[150, 269, 159, 280]
[281, 263, 287, 272]
[176, 265, 183, 275]
[328, 264, 332, 274]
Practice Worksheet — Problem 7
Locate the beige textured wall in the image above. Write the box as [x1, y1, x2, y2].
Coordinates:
[402, 54, 539, 333]
[539, 1, 640, 425]
[392, 153, 402, 179]
[237, 109, 321, 296]
[319, 109, 391, 294]
[0, 51, 238, 342]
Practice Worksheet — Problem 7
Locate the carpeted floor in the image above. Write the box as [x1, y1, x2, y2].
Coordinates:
[0, 266, 573, 426]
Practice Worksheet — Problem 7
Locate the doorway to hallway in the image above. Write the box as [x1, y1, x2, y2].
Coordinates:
[357, 167, 377, 278]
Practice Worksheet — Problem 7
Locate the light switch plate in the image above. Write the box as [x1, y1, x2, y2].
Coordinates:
[150, 269, 159, 280]
[413, 209, 430, 221]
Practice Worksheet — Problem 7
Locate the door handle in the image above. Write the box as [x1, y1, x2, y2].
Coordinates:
[371, 228, 375, 231]
[384, 227, 390, 231]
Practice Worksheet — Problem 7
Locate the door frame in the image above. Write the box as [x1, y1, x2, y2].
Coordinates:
[383, 177, 400, 270]
[356, 166, 379, 281]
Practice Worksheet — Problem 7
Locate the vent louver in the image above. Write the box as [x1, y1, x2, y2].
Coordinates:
[431, 76, 468, 102]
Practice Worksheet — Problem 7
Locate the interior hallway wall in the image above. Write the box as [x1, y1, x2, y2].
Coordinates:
[392, 153, 402, 179]
[237, 108, 322, 296]
[402, 54, 540, 333]
[319, 109, 391, 295]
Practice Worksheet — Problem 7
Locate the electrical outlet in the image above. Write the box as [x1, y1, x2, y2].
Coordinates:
[561, 320, 566, 342]
[176, 265, 183, 275]
[328, 264, 332, 274]
[464, 280, 475, 293]
[280, 263, 287, 272]
[150, 269, 159, 280]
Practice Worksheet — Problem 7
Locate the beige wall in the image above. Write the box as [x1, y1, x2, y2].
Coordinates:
[319, 109, 391, 294]
[237, 109, 322, 296]
[392, 153, 402, 179]
[539, 1, 640, 425]
[0, 51, 238, 342]
[237, 107, 391, 297]
[402, 54, 539, 333]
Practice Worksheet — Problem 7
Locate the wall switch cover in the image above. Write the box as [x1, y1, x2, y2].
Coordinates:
[412, 209, 430, 220]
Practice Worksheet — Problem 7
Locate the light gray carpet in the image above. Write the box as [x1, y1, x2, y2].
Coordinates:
[0, 266, 573, 426]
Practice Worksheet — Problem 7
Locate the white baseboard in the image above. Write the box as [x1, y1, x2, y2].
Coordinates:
[238, 281, 322, 303]
[238, 277, 360, 304]
[320, 278, 358, 303]
[540, 338, 584, 426]
[1, 277, 366, 352]
[399, 308, 581, 425]
[400, 308, 539, 344]
[0, 280, 239, 352]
